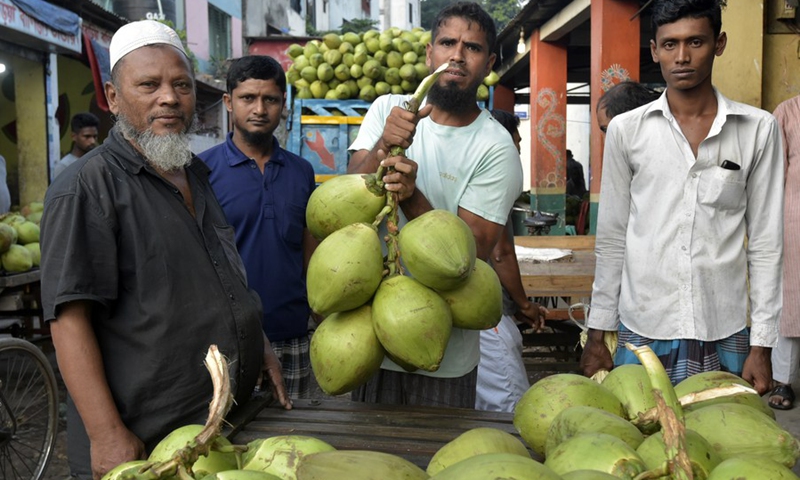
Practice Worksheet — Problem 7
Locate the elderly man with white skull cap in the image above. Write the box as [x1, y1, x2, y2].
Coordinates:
[39, 20, 291, 479]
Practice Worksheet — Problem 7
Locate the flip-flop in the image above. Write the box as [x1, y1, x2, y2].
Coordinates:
[768, 383, 795, 410]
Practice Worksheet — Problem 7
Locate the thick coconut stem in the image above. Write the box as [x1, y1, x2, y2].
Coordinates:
[631, 382, 758, 429]
[385, 192, 403, 277]
[626, 343, 692, 480]
[141, 345, 234, 479]
[372, 205, 392, 229]
[376, 63, 448, 189]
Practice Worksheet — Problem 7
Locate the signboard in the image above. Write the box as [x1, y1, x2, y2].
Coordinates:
[0, 0, 82, 54]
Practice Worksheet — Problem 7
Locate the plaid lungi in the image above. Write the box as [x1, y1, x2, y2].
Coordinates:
[351, 368, 478, 408]
[613, 324, 750, 385]
[271, 335, 311, 399]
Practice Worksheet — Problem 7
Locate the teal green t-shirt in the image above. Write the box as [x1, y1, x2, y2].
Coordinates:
[349, 95, 523, 378]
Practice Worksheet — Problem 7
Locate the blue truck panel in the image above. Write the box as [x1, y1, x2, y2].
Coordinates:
[286, 91, 493, 182]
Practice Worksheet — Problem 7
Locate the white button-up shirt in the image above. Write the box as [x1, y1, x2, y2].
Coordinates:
[589, 89, 784, 347]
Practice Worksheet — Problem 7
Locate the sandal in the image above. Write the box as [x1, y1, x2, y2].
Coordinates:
[768, 383, 795, 410]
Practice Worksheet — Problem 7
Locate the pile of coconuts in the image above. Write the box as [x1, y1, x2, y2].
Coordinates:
[102, 344, 800, 479]
[285, 28, 500, 102]
[509, 345, 800, 479]
[0, 201, 43, 274]
[302, 65, 504, 397]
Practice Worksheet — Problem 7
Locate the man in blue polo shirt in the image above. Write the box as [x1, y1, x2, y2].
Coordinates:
[199, 55, 316, 398]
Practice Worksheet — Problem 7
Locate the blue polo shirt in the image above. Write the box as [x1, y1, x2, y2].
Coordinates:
[199, 133, 316, 341]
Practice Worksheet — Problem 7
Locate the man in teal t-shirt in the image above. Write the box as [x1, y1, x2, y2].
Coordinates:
[347, 1, 523, 408]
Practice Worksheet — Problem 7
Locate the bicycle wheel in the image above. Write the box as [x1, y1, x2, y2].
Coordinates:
[0, 337, 59, 480]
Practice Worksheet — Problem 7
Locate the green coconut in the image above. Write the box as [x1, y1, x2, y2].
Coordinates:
[545, 405, 644, 457]
[199, 472, 281, 480]
[13, 221, 39, 244]
[305, 174, 385, 240]
[0, 223, 16, 253]
[2, 244, 33, 272]
[601, 364, 657, 427]
[561, 472, 621, 480]
[23, 242, 40, 266]
[309, 305, 385, 395]
[706, 455, 800, 479]
[241, 436, 336, 480]
[372, 275, 452, 372]
[544, 433, 647, 479]
[306, 223, 384, 316]
[25, 210, 43, 224]
[148, 425, 237, 478]
[429, 452, 561, 480]
[675, 370, 775, 419]
[398, 210, 476, 291]
[685, 403, 800, 468]
[100, 460, 150, 480]
[435, 259, 502, 330]
[1, 213, 25, 226]
[426, 427, 530, 476]
[636, 429, 722, 479]
[513, 373, 625, 457]
[295, 450, 429, 480]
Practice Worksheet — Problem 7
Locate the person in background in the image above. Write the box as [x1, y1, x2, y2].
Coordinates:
[347, 1, 523, 408]
[198, 56, 317, 399]
[54, 112, 99, 179]
[768, 93, 800, 410]
[476, 108, 547, 412]
[596, 81, 661, 134]
[0, 154, 10, 213]
[565, 150, 587, 199]
[582, 0, 783, 393]
[40, 20, 290, 479]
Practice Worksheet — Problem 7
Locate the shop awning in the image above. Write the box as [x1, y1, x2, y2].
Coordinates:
[10, 0, 80, 37]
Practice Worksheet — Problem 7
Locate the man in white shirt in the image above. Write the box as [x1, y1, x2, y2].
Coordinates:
[347, 2, 523, 408]
[582, 0, 783, 395]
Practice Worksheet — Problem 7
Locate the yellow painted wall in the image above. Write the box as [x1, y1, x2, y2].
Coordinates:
[763, 0, 800, 112]
[11, 56, 47, 207]
[764, 34, 800, 112]
[56, 56, 102, 157]
[713, 0, 765, 108]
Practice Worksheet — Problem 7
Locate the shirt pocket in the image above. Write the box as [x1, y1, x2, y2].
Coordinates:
[281, 202, 306, 248]
[214, 224, 249, 287]
[700, 167, 746, 211]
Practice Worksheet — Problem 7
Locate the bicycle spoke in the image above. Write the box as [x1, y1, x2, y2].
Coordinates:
[0, 439, 36, 480]
[0, 339, 59, 480]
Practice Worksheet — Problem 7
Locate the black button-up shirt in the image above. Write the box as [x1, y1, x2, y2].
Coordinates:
[40, 127, 264, 474]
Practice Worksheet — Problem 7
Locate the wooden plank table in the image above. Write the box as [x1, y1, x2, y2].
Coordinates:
[515, 236, 595, 371]
[516, 235, 595, 320]
[225, 398, 527, 469]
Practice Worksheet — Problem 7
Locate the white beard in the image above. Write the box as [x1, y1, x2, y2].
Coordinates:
[117, 114, 197, 172]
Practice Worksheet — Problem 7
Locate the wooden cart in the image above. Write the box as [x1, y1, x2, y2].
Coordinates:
[0, 269, 46, 341]
[225, 397, 529, 469]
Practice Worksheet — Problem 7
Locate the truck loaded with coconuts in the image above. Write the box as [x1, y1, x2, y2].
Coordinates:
[280, 28, 496, 183]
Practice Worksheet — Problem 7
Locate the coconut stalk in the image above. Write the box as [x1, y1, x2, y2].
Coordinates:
[372, 63, 448, 275]
[373, 62, 448, 188]
[631, 383, 758, 429]
[627, 343, 693, 480]
[130, 345, 236, 479]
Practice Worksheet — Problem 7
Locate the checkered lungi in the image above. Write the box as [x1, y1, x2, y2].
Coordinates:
[271, 335, 311, 399]
[613, 324, 751, 385]
[351, 368, 478, 408]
